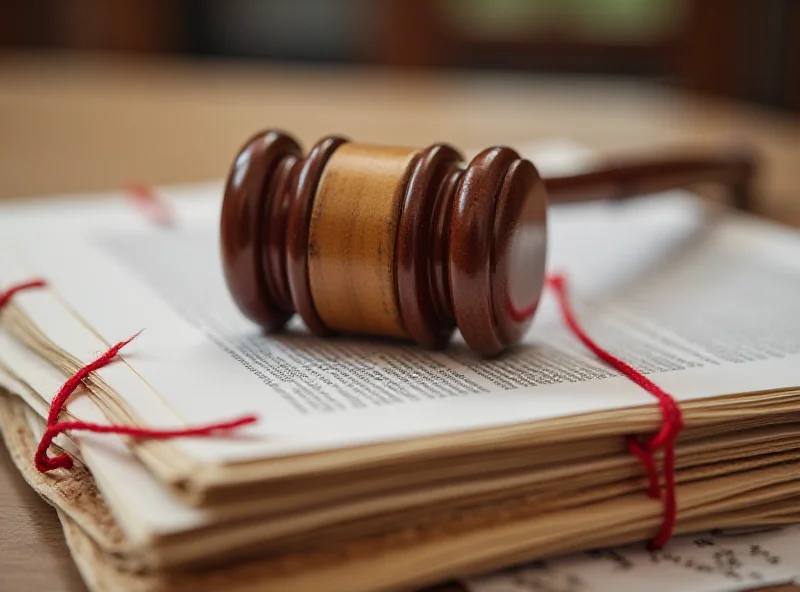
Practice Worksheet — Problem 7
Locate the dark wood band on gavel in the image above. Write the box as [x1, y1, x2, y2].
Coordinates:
[220, 130, 756, 356]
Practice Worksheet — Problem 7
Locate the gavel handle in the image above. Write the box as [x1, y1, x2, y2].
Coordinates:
[542, 148, 757, 212]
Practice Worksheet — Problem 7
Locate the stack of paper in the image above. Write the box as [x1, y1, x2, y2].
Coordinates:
[0, 142, 799, 592]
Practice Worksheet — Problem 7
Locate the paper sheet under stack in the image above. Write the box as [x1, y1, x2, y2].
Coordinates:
[0, 141, 799, 592]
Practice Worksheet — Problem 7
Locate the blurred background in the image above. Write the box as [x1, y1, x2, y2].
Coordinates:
[0, 0, 797, 225]
[0, 6, 798, 591]
[2, 0, 798, 111]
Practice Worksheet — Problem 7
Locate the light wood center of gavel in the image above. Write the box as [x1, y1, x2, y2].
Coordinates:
[220, 130, 756, 356]
[310, 144, 419, 339]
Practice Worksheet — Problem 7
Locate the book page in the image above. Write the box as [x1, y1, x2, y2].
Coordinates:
[464, 525, 800, 592]
[0, 329, 207, 541]
[0, 145, 799, 465]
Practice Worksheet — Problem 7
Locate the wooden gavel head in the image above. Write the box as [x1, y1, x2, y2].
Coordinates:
[220, 129, 756, 356]
[221, 130, 547, 356]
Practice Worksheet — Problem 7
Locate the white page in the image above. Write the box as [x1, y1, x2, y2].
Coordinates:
[0, 145, 799, 466]
[464, 525, 800, 592]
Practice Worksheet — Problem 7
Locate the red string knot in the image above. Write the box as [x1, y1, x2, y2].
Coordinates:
[31, 332, 257, 474]
[0, 280, 256, 474]
[546, 271, 683, 549]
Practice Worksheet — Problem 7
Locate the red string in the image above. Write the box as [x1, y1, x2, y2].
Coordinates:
[0, 280, 256, 472]
[546, 272, 683, 549]
[34, 332, 258, 472]
[123, 182, 174, 227]
[0, 279, 47, 310]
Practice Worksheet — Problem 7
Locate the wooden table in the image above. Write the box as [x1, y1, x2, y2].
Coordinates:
[0, 52, 798, 592]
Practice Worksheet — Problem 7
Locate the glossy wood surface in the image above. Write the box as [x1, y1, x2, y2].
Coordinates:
[448, 146, 548, 355]
[544, 148, 757, 211]
[397, 144, 462, 349]
[0, 53, 798, 592]
[288, 135, 349, 337]
[220, 133, 552, 355]
[220, 130, 301, 330]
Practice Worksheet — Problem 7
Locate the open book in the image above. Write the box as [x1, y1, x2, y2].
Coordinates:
[0, 140, 799, 591]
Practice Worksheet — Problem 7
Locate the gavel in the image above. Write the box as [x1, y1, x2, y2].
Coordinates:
[220, 130, 755, 356]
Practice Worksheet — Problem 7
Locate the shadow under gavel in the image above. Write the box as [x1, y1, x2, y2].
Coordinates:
[220, 130, 757, 356]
